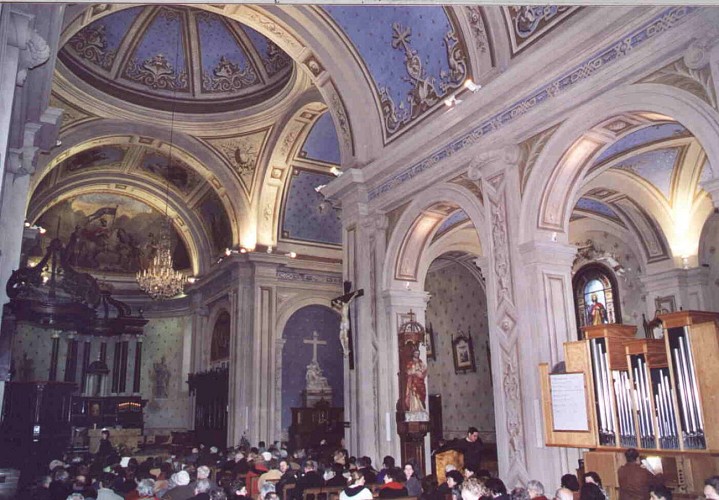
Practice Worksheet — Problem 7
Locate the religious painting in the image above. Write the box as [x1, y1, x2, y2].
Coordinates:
[452, 332, 476, 374]
[139, 150, 202, 194]
[425, 321, 436, 361]
[34, 193, 191, 274]
[197, 190, 232, 255]
[210, 310, 231, 362]
[654, 295, 676, 314]
[59, 145, 125, 173]
[572, 263, 621, 339]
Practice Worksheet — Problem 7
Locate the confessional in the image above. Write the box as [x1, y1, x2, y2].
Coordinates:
[539, 311, 719, 498]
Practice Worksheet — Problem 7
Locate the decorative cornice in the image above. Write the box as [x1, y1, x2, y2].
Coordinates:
[367, 6, 697, 202]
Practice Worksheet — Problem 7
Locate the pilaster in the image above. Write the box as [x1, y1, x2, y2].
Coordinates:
[641, 267, 710, 315]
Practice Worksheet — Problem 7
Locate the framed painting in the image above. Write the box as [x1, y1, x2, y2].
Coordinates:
[452, 332, 476, 374]
[654, 295, 676, 314]
[426, 322, 436, 361]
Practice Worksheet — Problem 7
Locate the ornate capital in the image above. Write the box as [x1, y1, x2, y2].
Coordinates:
[467, 145, 522, 181]
[16, 29, 51, 86]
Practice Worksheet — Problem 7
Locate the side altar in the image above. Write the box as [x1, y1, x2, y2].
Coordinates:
[289, 332, 344, 450]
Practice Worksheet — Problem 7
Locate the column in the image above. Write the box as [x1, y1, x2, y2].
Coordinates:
[63, 335, 78, 383]
[469, 146, 579, 487]
[48, 333, 60, 381]
[133, 336, 143, 394]
[252, 260, 277, 444]
[641, 268, 710, 315]
[80, 338, 91, 394]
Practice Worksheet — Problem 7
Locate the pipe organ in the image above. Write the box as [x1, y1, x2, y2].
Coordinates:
[540, 311, 719, 497]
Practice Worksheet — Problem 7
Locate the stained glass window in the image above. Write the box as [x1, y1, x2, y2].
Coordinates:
[573, 264, 621, 339]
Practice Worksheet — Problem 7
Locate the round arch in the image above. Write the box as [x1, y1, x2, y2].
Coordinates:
[383, 182, 488, 291]
[27, 178, 212, 276]
[34, 120, 246, 251]
[207, 303, 232, 367]
[520, 83, 719, 246]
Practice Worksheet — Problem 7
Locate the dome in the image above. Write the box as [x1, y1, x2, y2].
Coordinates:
[58, 6, 294, 113]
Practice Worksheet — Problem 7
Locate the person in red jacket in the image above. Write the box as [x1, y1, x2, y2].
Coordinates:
[379, 469, 408, 499]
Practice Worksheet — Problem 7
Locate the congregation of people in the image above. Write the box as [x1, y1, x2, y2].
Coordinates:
[23, 429, 719, 500]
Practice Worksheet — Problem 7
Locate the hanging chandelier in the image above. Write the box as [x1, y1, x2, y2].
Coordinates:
[136, 220, 186, 300]
[135, 29, 185, 300]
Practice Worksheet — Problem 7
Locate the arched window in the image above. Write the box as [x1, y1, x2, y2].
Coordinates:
[210, 311, 231, 362]
[572, 263, 622, 338]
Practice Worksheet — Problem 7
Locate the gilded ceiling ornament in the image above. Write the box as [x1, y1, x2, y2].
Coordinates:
[124, 53, 189, 91]
[202, 55, 258, 93]
[67, 23, 116, 70]
[379, 22, 467, 136]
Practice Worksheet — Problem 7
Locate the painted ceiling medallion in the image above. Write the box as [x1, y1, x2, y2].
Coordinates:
[59, 6, 294, 113]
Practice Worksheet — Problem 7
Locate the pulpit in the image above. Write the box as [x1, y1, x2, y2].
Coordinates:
[289, 401, 344, 450]
[433, 449, 464, 484]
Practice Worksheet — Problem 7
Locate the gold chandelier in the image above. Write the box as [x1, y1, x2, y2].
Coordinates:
[136, 220, 186, 300]
[135, 30, 185, 300]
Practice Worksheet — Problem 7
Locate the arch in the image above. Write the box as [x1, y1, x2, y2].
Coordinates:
[520, 84, 719, 247]
[383, 182, 487, 291]
[418, 226, 484, 291]
[33, 120, 245, 252]
[255, 97, 343, 249]
[26, 176, 212, 276]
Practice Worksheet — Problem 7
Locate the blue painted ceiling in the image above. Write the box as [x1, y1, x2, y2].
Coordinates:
[299, 112, 341, 165]
[594, 123, 689, 165]
[323, 6, 469, 139]
[60, 6, 294, 113]
[575, 197, 620, 221]
[435, 209, 469, 237]
[281, 169, 342, 246]
[612, 148, 679, 200]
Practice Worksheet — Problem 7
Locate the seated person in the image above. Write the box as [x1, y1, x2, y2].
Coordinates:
[378, 469, 408, 499]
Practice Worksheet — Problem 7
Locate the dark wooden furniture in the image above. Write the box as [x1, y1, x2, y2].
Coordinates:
[289, 401, 344, 451]
[0, 381, 75, 487]
[70, 395, 144, 429]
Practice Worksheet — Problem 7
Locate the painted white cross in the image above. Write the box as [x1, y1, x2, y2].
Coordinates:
[303, 331, 327, 363]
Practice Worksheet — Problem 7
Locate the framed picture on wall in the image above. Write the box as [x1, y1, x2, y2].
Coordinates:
[654, 295, 676, 314]
[426, 322, 436, 361]
[452, 331, 476, 374]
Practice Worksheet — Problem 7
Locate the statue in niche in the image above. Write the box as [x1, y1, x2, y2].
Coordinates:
[305, 361, 330, 392]
[150, 356, 171, 399]
[17, 353, 35, 381]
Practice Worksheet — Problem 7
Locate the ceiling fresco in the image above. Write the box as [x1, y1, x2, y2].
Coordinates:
[574, 197, 623, 224]
[57, 144, 126, 174]
[433, 209, 470, 240]
[138, 150, 203, 195]
[611, 148, 680, 200]
[33, 193, 191, 275]
[299, 111, 341, 165]
[502, 6, 579, 55]
[594, 122, 689, 165]
[322, 6, 469, 141]
[59, 6, 294, 113]
[281, 168, 341, 246]
[196, 190, 233, 255]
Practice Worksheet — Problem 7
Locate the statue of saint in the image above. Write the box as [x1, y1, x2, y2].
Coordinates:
[151, 356, 171, 399]
[588, 293, 608, 325]
[404, 349, 428, 412]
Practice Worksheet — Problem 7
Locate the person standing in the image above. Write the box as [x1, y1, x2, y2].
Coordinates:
[617, 449, 663, 500]
[457, 428, 483, 474]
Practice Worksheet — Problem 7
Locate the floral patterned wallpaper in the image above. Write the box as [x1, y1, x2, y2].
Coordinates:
[425, 260, 495, 442]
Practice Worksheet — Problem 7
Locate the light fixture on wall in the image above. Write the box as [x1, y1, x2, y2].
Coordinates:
[136, 32, 186, 300]
[463, 78, 481, 92]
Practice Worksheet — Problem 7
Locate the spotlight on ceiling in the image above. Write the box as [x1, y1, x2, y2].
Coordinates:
[286, 251, 297, 259]
[239, 247, 248, 254]
[444, 95, 462, 108]
[266, 246, 273, 254]
[330, 166, 342, 177]
[464, 79, 481, 92]
[187, 277, 197, 284]
[314, 184, 326, 193]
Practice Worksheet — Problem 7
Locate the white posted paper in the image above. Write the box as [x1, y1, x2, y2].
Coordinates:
[550, 373, 589, 431]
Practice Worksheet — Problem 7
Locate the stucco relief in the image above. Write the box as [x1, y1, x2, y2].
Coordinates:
[639, 58, 717, 109]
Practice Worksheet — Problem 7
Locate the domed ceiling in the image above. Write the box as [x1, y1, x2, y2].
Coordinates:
[58, 5, 294, 113]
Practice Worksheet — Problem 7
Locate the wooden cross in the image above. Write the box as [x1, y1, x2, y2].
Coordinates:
[303, 331, 327, 363]
[332, 281, 364, 370]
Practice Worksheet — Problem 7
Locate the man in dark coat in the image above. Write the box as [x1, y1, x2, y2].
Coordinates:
[292, 460, 324, 500]
[618, 448, 664, 500]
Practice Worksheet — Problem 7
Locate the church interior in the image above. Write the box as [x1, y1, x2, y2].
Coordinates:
[1, 2, 719, 497]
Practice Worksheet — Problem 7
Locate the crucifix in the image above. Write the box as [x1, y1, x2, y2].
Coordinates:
[331, 280, 364, 370]
[303, 331, 327, 364]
